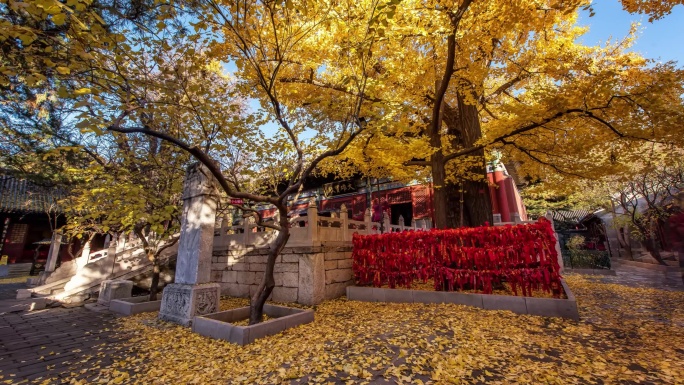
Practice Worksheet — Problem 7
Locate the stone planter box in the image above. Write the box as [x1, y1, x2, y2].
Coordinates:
[192, 304, 314, 345]
[346, 279, 579, 320]
[110, 296, 162, 316]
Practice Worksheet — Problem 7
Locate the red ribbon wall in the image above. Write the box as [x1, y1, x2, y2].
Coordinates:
[352, 218, 562, 297]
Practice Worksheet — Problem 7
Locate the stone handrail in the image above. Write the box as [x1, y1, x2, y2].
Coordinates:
[213, 202, 430, 251]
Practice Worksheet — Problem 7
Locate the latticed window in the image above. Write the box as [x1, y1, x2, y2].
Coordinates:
[385, 188, 412, 204]
[412, 186, 432, 219]
[7, 224, 28, 244]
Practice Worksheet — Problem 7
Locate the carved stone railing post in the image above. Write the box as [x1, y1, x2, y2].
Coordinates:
[398, 215, 405, 232]
[116, 232, 124, 252]
[411, 218, 416, 231]
[493, 213, 502, 224]
[382, 212, 391, 233]
[243, 216, 254, 245]
[80, 240, 92, 265]
[340, 204, 349, 241]
[307, 197, 319, 245]
[545, 211, 564, 274]
[364, 208, 372, 235]
[159, 162, 221, 326]
[512, 213, 522, 223]
[219, 214, 229, 236]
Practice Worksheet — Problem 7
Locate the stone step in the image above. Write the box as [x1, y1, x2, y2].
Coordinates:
[5, 263, 32, 277]
[29, 276, 71, 295]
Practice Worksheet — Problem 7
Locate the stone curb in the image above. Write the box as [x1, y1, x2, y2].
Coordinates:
[192, 304, 314, 345]
[110, 296, 163, 316]
[346, 279, 579, 321]
[564, 268, 617, 276]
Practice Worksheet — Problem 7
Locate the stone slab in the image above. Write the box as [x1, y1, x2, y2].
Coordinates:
[16, 289, 32, 300]
[192, 304, 314, 345]
[110, 296, 163, 316]
[298, 254, 324, 306]
[176, 162, 218, 285]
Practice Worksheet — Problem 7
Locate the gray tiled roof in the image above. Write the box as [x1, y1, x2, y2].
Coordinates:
[0, 175, 65, 214]
[551, 209, 592, 223]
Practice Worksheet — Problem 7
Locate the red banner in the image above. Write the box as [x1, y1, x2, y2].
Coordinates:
[352, 218, 562, 297]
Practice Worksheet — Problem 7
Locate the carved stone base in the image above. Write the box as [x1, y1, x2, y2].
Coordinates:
[158, 283, 221, 326]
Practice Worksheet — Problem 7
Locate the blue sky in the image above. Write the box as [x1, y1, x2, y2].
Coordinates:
[578, 0, 684, 64]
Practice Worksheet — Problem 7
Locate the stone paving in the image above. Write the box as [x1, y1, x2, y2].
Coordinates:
[0, 279, 28, 301]
[0, 307, 124, 383]
[0, 262, 681, 384]
[578, 263, 684, 292]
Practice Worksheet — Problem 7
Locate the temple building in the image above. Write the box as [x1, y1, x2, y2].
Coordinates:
[253, 162, 527, 227]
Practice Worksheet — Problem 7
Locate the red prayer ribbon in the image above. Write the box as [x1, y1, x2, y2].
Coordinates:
[352, 218, 562, 297]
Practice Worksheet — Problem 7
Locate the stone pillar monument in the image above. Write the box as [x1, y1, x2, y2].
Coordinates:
[159, 162, 221, 326]
[39, 231, 63, 284]
[45, 231, 63, 273]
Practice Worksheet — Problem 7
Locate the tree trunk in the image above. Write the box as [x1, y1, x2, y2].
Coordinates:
[135, 228, 162, 300]
[249, 206, 290, 324]
[444, 182, 463, 228]
[457, 95, 492, 226]
[617, 226, 633, 259]
[646, 235, 666, 264]
[441, 96, 492, 228]
[431, 150, 449, 229]
[149, 263, 160, 301]
[635, 222, 667, 265]
[444, 179, 492, 228]
[463, 178, 493, 226]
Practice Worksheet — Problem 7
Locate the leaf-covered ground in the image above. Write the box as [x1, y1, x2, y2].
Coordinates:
[17, 275, 684, 384]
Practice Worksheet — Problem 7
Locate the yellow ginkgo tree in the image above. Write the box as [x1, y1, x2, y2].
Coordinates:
[57, 0, 398, 324]
[281, 0, 684, 229]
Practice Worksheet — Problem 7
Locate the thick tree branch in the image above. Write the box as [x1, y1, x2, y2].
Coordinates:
[443, 107, 654, 163]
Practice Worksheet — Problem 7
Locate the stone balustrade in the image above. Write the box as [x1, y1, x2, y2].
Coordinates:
[213, 200, 429, 251]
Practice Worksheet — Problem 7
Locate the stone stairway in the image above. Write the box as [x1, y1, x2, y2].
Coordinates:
[4, 263, 32, 278]
[25, 241, 178, 303]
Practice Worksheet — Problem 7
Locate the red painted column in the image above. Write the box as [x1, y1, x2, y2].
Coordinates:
[493, 170, 511, 223]
[487, 172, 500, 216]
[505, 178, 520, 218]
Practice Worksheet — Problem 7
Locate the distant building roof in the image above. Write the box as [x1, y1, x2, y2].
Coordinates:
[0, 174, 65, 214]
[550, 209, 593, 223]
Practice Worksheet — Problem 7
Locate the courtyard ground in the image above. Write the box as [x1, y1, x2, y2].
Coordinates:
[0, 265, 682, 385]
